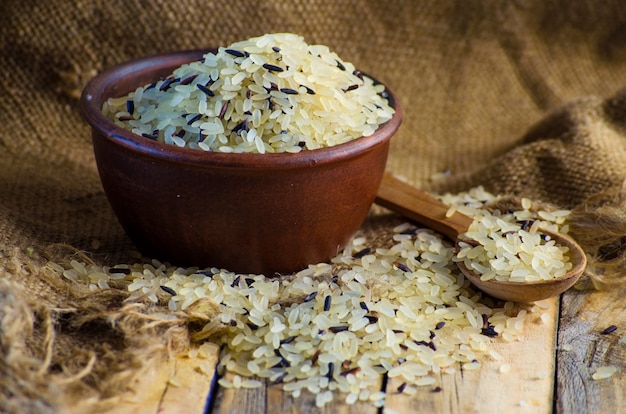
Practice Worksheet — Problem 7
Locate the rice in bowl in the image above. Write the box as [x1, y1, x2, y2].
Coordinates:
[102, 33, 395, 154]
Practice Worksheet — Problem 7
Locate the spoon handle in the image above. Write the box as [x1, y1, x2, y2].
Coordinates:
[375, 173, 474, 241]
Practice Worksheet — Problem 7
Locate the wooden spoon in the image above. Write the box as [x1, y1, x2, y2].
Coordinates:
[375, 173, 587, 302]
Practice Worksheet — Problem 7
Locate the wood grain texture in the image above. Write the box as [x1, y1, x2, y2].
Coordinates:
[556, 282, 626, 414]
[209, 300, 559, 414]
[384, 298, 558, 414]
[108, 348, 217, 414]
[98, 285, 626, 414]
[212, 375, 381, 414]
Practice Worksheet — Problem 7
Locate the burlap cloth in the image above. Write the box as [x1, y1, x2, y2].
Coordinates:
[3, 1, 626, 412]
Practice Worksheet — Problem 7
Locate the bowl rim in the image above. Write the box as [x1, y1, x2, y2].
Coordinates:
[80, 49, 403, 169]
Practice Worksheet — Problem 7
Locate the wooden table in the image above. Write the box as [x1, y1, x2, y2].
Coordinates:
[111, 277, 625, 414]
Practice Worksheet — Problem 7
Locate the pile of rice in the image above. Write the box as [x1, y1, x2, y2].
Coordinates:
[48, 187, 573, 408]
[102, 33, 395, 154]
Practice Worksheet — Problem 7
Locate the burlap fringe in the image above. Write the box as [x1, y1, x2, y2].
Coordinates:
[0, 247, 202, 414]
[567, 180, 626, 289]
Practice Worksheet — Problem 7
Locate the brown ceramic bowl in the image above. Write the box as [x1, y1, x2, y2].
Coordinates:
[80, 49, 402, 274]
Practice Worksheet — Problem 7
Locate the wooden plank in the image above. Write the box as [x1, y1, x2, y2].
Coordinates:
[210, 300, 558, 414]
[211, 376, 268, 414]
[556, 281, 626, 413]
[212, 374, 380, 414]
[99, 344, 218, 414]
[384, 298, 559, 414]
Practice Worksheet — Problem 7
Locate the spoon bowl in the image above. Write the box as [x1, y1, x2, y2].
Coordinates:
[456, 229, 586, 302]
[375, 174, 587, 302]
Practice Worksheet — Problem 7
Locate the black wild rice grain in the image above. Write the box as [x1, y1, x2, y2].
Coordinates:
[246, 322, 259, 331]
[141, 131, 158, 140]
[303, 291, 317, 302]
[180, 74, 198, 85]
[230, 275, 241, 288]
[365, 315, 379, 324]
[218, 101, 229, 118]
[343, 84, 359, 92]
[280, 336, 296, 345]
[110, 267, 131, 275]
[225, 49, 245, 58]
[303, 85, 316, 95]
[197, 84, 214, 96]
[159, 77, 175, 91]
[432, 386, 442, 393]
[353, 247, 371, 259]
[262, 63, 284, 72]
[518, 220, 535, 231]
[160, 285, 176, 295]
[602, 325, 618, 334]
[272, 46, 281, 52]
[359, 301, 369, 311]
[327, 362, 334, 379]
[329, 325, 349, 333]
[186, 114, 202, 125]
[353, 70, 364, 80]
[394, 262, 411, 272]
[233, 119, 249, 134]
[397, 382, 407, 393]
[126, 100, 134, 114]
[118, 115, 134, 121]
[323, 295, 332, 312]
[481, 326, 498, 337]
[336, 60, 346, 71]
[435, 321, 445, 330]
[280, 88, 298, 95]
